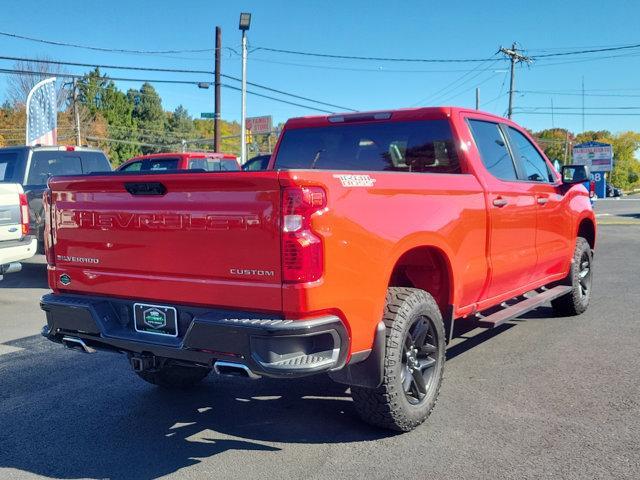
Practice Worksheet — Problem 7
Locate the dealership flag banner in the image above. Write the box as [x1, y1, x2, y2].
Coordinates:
[25, 77, 57, 146]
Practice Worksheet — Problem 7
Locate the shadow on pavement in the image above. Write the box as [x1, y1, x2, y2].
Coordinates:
[0, 261, 48, 289]
[0, 336, 392, 480]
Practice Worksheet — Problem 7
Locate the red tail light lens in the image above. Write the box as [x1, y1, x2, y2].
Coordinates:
[281, 187, 326, 283]
[18, 193, 29, 236]
[43, 189, 55, 265]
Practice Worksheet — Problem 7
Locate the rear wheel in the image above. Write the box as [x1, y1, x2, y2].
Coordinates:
[552, 237, 593, 316]
[135, 362, 210, 389]
[351, 287, 445, 432]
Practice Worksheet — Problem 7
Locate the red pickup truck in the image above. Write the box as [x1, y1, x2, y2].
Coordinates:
[117, 152, 240, 172]
[41, 107, 595, 432]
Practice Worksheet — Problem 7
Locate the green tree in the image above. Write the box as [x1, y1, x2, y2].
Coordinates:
[533, 128, 573, 165]
[77, 68, 140, 163]
[168, 105, 196, 139]
[609, 132, 640, 190]
[128, 83, 165, 153]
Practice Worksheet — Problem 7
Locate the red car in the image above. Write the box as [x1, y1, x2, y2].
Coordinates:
[117, 152, 240, 172]
[42, 107, 595, 432]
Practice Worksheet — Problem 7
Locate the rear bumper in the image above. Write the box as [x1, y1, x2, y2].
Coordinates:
[0, 235, 37, 266]
[40, 293, 349, 378]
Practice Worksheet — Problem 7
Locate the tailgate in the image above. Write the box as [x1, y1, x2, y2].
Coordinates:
[48, 172, 283, 311]
[0, 185, 22, 242]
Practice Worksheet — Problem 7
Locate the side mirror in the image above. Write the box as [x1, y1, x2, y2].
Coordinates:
[561, 164, 590, 185]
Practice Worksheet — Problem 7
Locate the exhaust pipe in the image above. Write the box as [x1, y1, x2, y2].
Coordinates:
[3, 262, 22, 275]
[0, 262, 22, 279]
[62, 336, 96, 354]
[214, 361, 261, 379]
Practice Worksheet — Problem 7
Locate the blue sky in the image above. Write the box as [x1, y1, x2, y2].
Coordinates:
[1, 0, 640, 134]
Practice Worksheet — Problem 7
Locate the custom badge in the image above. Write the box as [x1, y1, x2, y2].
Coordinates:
[143, 308, 167, 330]
[333, 174, 377, 187]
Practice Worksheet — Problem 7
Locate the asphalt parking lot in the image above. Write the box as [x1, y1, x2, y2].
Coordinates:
[1, 221, 639, 479]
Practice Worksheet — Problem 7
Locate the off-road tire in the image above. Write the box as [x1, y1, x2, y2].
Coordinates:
[552, 237, 593, 316]
[135, 363, 210, 389]
[351, 287, 446, 432]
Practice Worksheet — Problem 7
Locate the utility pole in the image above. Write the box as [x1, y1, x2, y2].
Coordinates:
[72, 77, 81, 146]
[581, 76, 585, 132]
[551, 97, 555, 128]
[475, 87, 480, 110]
[239, 13, 251, 165]
[499, 43, 532, 119]
[214, 26, 221, 152]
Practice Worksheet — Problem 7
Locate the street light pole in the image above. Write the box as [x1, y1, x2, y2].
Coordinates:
[239, 13, 251, 165]
[241, 30, 247, 164]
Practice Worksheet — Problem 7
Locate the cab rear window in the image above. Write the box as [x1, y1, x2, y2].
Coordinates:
[188, 158, 240, 171]
[274, 120, 460, 174]
[26, 151, 111, 186]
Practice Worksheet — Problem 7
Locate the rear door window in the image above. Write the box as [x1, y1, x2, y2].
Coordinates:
[507, 127, 554, 182]
[468, 120, 518, 181]
[274, 120, 460, 173]
[121, 161, 143, 172]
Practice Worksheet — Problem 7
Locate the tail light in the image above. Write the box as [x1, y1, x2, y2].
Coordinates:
[43, 189, 55, 265]
[281, 186, 326, 283]
[18, 193, 29, 236]
[589, 180, 596, 198]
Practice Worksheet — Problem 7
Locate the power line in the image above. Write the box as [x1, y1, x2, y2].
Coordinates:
[411, 57, 500, 106]
[532, 43, 640, 58]
[221, 83, 334, 113]
[248, 55, 504, 74]
[0, 66, 344, 113]
[0, 55, 356, 111]
[516, 105, 640, 110]
[518, 89, 640, 98]
[499, 43, 533, 118]
[0, 30, 216, 55]
[252, 46, 501, 63]
[514, 110, 640, 116]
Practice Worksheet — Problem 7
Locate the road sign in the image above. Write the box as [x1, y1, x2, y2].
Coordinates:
[590, 172, 606, 199]
[200, 112, 216, 119]
[572, 141, 613, 173]
[245, 115, 272, 134]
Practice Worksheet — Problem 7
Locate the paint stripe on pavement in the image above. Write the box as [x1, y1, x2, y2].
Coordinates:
[0, 344, 23, 356]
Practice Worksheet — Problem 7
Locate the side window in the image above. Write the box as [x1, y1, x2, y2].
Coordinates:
[508, 128, 554, 182]
[468, 120, 518, 181]
[121, 161, 142, 172]
[80, 152, 112, 173]
[149, 159, 179, 171]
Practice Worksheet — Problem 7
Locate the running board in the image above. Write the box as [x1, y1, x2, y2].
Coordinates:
[474, 285, 572, 328]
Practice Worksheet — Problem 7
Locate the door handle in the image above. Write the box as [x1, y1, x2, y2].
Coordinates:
[492, 198, 508, 207]
[537, 197, 549, 205]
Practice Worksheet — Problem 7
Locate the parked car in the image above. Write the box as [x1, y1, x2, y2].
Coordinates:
[606, 182, 623, 197]
[41, 107, 595, 432]
[0, 145, 111, 251]
[0, 183, 36, 280]
[242, 154, 271, 171]
[118, 152, 240, 172]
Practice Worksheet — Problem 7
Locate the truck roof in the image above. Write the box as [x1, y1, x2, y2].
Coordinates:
[129, 152, 237, 161]
[0, 145, 106, 153]
[284, 106, 512, 129]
